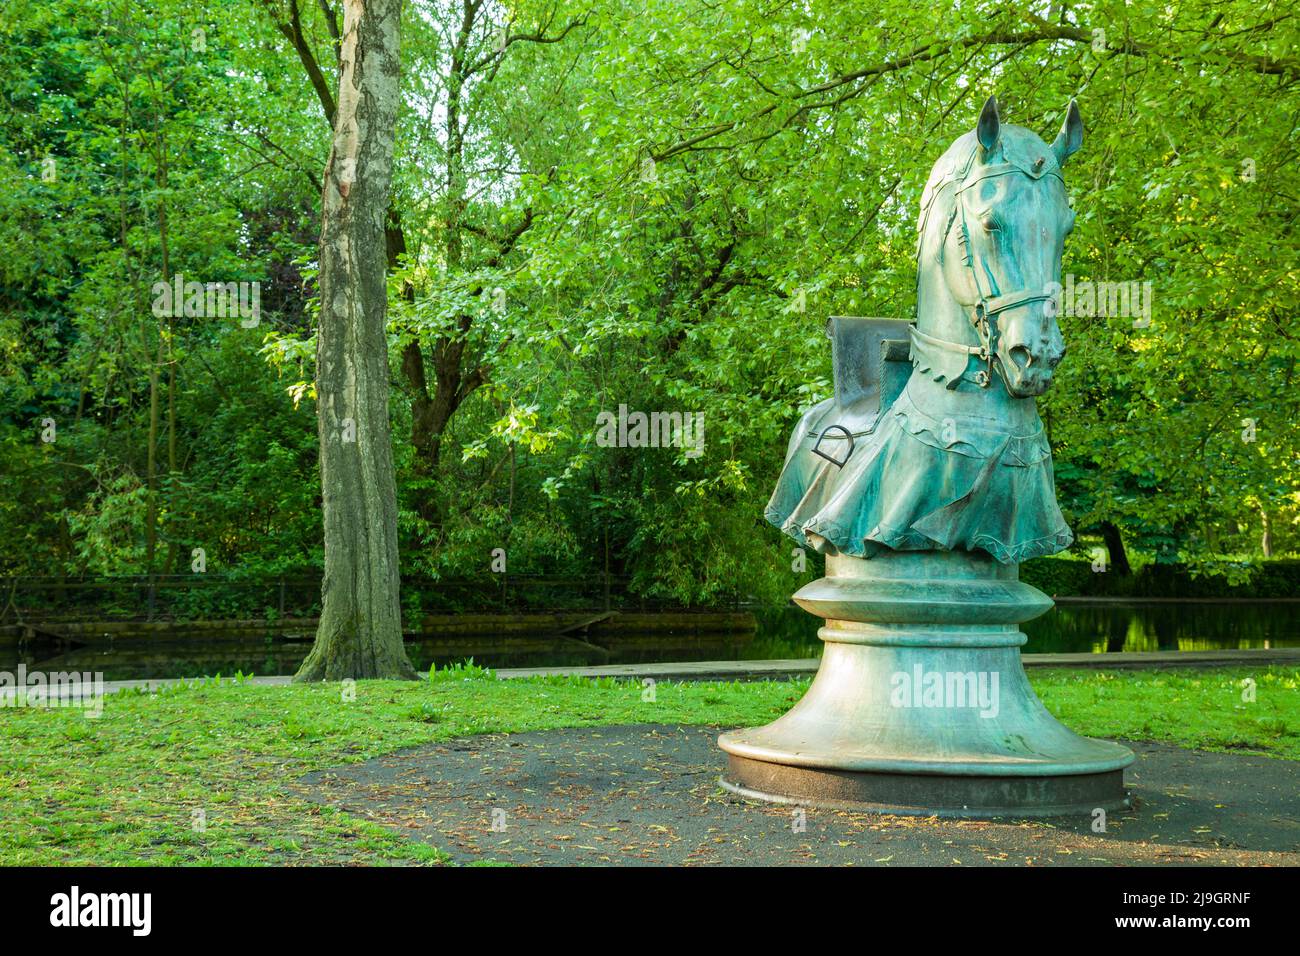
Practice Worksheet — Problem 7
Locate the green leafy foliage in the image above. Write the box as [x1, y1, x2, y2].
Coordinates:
[2, 0, 1297, 603]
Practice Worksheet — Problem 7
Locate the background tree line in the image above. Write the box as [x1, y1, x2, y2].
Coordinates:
[2, 0, 1297, 606]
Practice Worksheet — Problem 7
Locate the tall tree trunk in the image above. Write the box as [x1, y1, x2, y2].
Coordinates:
[297, 0, 416, 681]
[1260, 506, 1273, 558]
[1098, 520, 1132, 576]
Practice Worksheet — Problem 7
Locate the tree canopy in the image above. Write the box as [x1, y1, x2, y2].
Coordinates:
[3, 0, 1298, 602]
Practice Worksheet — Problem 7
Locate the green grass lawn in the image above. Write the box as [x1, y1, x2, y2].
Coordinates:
[1, 664, 1296, 866]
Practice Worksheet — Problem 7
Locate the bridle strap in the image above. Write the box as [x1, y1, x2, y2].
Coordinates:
[909, 324, 991, 391]
[949, 157, 1057, 388]
[911, 323, 982, 356]
[981, 288, 1055, 317]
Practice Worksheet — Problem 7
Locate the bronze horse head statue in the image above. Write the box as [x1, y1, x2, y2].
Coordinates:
[765, 96, 1083, 565]
[728, 99, 1135, 819]
[915, 96, 1082, 398]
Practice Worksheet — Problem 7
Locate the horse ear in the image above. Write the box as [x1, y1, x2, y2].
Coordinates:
[976, 95, 1000, 155]
[1051, 99, 1083, 166]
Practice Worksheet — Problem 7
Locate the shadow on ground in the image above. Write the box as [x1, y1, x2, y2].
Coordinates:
[297, 724, 1300, 866]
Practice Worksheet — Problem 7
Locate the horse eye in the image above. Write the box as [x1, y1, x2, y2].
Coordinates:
[980, 216, 999, 233]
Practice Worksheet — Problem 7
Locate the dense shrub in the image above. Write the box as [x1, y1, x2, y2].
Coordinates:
[1021, 556, 1300, 598]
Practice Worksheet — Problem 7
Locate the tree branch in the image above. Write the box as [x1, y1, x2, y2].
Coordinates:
[652, 22, 1298, 162]
[260, 0, 337, 124]
[466, 11, 590, 77]
[318, 0, 342, 64]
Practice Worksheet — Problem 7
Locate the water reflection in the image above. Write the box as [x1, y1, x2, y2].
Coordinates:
[1022, 601, 1300, 654]
[754, 602, 1300, 656]
[2, 602, 1295, 682]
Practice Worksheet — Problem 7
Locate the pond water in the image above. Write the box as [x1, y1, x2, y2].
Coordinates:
[4, 601, 1297, 682]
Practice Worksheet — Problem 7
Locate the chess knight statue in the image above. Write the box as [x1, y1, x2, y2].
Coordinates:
[719, 97, 1134, 816]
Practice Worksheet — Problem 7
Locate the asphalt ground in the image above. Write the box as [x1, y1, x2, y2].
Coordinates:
[299, 724, 1300, 866]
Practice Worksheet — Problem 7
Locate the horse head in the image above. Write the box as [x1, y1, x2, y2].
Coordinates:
[917, 96, 1083, 398]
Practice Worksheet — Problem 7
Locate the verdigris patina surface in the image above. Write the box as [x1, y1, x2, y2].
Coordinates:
[720, 97, 1134, 816]
[766, 95, 1075, 564]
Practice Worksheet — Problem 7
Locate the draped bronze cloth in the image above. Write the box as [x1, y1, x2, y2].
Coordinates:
[765, 376, 1072, 564]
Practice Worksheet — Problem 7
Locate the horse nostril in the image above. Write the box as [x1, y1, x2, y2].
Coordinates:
[1009, 345, 1032, 370]
[1047, 347, 1066, 370]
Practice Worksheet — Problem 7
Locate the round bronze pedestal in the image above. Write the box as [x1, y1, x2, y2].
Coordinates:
[718, 551, 1133, 818]
[723, 755, 1130, 818]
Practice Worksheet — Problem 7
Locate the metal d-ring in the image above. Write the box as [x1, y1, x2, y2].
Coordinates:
[812, 424, 854, 467]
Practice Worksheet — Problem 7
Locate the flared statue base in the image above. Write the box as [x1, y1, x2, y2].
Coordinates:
[718, 551, 1133, 818]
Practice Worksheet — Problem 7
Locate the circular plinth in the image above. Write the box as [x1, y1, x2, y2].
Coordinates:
[717, 550, 1135, 818]
[721, 754, 1130, 818]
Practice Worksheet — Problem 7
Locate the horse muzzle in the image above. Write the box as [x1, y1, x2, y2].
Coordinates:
[1000, 341, 1064, 397]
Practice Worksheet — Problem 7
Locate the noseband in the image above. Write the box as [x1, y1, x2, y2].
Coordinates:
[920, 148, 1062, 389]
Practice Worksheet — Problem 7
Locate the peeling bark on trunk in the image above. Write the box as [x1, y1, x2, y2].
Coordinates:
[297, 0, 416, 681]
